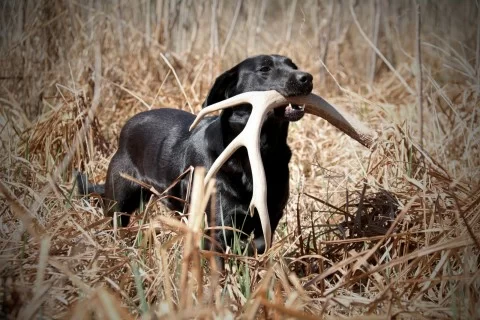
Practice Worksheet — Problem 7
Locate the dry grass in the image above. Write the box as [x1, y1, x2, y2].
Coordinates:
[1, 0, 479, 319]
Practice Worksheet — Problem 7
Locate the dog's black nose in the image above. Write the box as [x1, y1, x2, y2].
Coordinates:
[282, 71, 314, 97]
[296, 72, 313, 84]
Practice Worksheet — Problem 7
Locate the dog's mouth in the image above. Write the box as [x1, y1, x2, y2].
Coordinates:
[274, 104, 305, 122]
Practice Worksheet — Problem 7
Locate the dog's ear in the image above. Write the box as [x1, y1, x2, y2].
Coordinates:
[203, 68, 238, 107]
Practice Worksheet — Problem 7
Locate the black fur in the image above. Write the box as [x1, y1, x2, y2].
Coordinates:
[78, 54, 313, 255]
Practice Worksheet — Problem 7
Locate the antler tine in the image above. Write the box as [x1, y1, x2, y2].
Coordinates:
[190, 91, 268, 131]
[204, 133, 243, 182]
[287, 94, 376, 148]
[244, 136, 271, 250]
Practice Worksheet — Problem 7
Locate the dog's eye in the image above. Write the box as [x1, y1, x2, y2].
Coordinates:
[259, 66, 271, 72]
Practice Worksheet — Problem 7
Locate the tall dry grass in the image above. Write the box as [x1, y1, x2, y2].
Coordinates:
[0, 0, 479, 318]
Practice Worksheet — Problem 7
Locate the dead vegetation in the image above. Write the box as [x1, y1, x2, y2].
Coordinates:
[0, 0, 479, 319]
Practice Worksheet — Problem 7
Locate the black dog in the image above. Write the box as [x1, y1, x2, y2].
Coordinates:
[79, 54, 313, 255]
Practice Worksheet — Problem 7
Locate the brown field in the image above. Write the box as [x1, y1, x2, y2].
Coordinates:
[1, 0, 479, 319]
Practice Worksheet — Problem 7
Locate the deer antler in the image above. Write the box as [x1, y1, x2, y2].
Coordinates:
[189, 90, 376, 251]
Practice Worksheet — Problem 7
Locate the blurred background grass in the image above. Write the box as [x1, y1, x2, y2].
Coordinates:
[0, 0, 479, 319]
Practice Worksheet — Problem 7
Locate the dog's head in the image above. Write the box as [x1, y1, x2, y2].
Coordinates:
[203, 55, 313, 131]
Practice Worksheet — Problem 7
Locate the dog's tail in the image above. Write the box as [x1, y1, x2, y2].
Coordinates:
[75, 170, 105, 196]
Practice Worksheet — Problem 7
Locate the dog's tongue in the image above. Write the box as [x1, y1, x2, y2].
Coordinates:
[284, 104, 305, 122]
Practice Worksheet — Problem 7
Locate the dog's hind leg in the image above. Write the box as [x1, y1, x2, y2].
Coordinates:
[103, 153, 143, 227]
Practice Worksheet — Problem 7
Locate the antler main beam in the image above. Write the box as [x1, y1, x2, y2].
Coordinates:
[189, 90, 376, 251]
